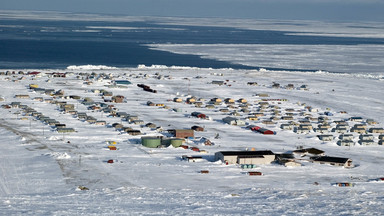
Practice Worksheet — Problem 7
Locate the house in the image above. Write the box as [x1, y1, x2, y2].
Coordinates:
[191, 125, 204, 132]
[334, 120, 349, 126]
[112, 123, 124, 130]
[280, 124, 293, 130]
[222, 117, 245, 126]
[353, 124, 367, 129]
[127, 129, 142, 136]
[285, 84, 295, 89]
[215, 150, 275, 165]
[186, 97, 196, 104]
[95, 121, 106, 126]
[219, 108, 229, 113]
[350, 117, 364, 122]
[271, 82, 280, 88]
[339, 134, 354, 141]
[146, 123, 157, 129]
[238, 98, 247, 104]
[299, 85, 308, 90]
[86, 116, 97, 124]
[337, 140, 355, 147]
[350, 127, 366, 134]
[210, 98, 222, 105]
[133, 120, 144, 125]
[182, 155, 204, 162]
[333, 125, 349, 133]
[317, 134, 334, 141]
[315, 127, 329, 133]
[247, 116, 258, 121]
[173, 97, 183, 103]
[281, 116, 294, 120]
[366, 119, 378, 125]
[295, 126, 311, 134]
[283, 160, 302, 167]
[368, 128, 384, 133]
[112, 95, 125, 103]
[10, 102, 21, 108]
[116, 112, 129, 118]
[247, 82, 258, 86]
[262, 120, 276, 125]
[15, 94, 30, 99]
[126, 115, 139, 122]
[297, 123, 313, 130]
[309, 107, 319, 112]
[359, 140, 376, 146]
[256, 93, 269, 97]
[359, 134, 374, 141]
[311, 156, 353, 168]
[224, 98, 235, 104]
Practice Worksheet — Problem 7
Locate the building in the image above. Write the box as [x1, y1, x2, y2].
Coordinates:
[211, 80, 224, 86]
[311, 156, 353, 168]
[280, 124, 293, 130]
[339, 134, 354, 141]
[359, 134, 374, 141]
[173, 129, 194, 139]
[293, 148, 325, 157]
[57, 128, 76, 133]
[317, 134, 334, 141]
[222, 117, 245, 126]
[113, 80, 132, 85]
[359, 140, 376, 146]
[337, 140, 355, 146]
[369, 128, 384, 133]
[112, 95, 125, 103]
[215, 150, 275, 165]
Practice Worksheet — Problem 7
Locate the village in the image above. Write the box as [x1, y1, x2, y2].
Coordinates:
[1, 67, 384, 190]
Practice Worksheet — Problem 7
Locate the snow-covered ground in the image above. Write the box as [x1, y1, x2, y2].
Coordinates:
[0, 65, 383, 215]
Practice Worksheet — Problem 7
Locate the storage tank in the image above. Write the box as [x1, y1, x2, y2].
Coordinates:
[162, 138, 184, 147]
[169, 138, 184, 147]
[141, 137, 162, 148]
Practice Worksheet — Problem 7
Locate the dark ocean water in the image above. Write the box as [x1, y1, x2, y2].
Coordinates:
[1, 18, 384, 70]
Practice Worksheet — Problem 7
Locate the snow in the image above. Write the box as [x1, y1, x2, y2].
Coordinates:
[0, 65, 384, 215]
[66, 65, 118, 70]
[1, 10, 384, 215]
